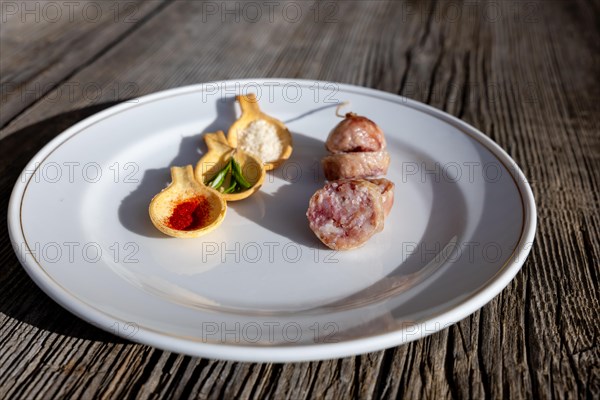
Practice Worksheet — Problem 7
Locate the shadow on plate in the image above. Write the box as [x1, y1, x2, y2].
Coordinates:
[117, 96, 239, 238]
[229, 130, 328, 248]
[117, 98, 337, 246]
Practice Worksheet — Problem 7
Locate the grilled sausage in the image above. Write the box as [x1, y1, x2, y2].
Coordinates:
[325, 113, 386, 153]
[367, 178, 395, 217]
[322, 151, 390, 181]
[306, 180, 385, 250]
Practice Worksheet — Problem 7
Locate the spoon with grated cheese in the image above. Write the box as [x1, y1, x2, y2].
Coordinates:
[227, 94, 293, 170]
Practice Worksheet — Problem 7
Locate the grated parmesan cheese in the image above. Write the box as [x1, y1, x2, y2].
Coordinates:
[238, 119, 283, 163]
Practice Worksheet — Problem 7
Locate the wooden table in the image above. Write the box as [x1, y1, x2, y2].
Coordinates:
[1, 1, 598, 398]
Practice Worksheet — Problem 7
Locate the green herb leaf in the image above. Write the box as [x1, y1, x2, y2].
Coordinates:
[223, 180, 238, 194]
[207, 161, 231, 189]
[231, 158, 252, 189]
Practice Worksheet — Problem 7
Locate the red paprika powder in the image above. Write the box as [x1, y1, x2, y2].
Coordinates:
[167, 196, 212, 231]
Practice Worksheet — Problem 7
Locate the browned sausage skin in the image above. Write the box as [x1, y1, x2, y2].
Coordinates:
[322, 151, 390, 181]
[367, 178, 395, 217]
[306, 180, 385, 250]
[325, 113, 386, 153]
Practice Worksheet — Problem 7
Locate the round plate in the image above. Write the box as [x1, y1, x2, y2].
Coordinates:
[8, 79, 536, 362]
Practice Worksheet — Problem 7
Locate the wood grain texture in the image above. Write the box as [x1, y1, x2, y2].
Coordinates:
[0, 0, 168, 130]
[0, 1, 598, 398]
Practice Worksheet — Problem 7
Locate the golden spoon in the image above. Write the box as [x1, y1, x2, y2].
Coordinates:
[149, 165, 226, 238]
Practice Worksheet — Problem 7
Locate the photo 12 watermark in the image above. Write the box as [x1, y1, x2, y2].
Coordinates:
[17, 240, 140, 264]
[20, 160, 140, 184]
[1, 1, 140, 24]
[200, 321, 340, 344]
[1, 80, 140, 106]
[199, 1, 339, 24]
[198, 80, 341, 104]
[199, 241, 339, 264]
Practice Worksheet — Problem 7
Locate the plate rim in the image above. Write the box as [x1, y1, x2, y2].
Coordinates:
[7, 78, 537, 362]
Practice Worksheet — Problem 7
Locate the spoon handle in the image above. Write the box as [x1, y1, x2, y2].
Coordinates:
[237, 93, 261, 115]
[170, 165, 195, 186]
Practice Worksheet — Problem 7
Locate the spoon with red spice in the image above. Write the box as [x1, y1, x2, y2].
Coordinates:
[149, 165, 226, 238]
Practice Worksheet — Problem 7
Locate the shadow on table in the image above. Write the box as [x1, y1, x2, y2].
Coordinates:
[0, 102, 133, 342]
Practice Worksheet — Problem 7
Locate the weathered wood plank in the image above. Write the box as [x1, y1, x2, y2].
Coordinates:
[0, 0, 169, 130]
[0, 1, 598, 399]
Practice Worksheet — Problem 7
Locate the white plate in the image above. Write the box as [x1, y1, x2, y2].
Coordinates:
[8, 79, 536, 362]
